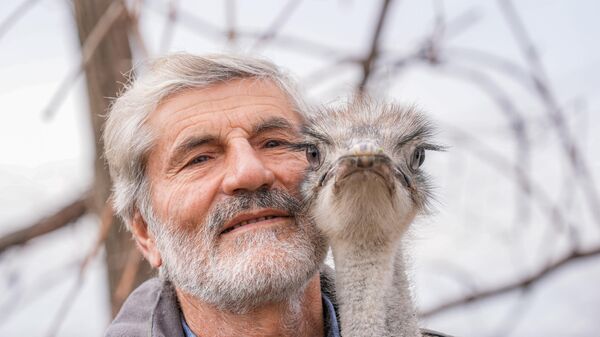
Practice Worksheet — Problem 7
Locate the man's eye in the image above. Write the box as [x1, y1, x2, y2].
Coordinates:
[188, 155, 210, 166]
[264, 140, 283, 148]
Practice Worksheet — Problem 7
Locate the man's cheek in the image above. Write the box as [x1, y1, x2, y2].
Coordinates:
[285, 152, 309, 173]
[278, 166, 306, 194]
[163, 186, 209, 231]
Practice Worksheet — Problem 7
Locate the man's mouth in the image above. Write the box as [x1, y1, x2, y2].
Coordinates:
[220, 210, 291, 235]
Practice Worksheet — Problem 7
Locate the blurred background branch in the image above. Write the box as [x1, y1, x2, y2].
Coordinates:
[0, 194, 88, 254]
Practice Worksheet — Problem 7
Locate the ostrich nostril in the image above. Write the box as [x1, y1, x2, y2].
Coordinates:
[350, 141, 383, 156]
[347, 141, 385, 168]
[356, 156, 374, 168]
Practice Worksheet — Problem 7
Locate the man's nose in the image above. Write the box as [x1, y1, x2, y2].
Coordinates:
[222, 141, 275, 195]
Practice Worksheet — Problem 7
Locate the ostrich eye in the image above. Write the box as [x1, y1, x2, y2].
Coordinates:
[410, 148, 425, 170]
[306, 144, 321, 168]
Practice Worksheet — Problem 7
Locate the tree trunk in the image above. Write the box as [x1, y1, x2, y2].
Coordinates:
[72, 0, 154, 317]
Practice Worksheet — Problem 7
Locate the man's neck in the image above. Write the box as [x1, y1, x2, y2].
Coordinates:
[177, 274, 324, 337]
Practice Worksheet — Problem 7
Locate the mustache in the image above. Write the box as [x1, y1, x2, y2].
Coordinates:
[205, 188, 303, 235]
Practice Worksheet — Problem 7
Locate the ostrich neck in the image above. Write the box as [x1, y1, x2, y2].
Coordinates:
[330, 240, 420, 337]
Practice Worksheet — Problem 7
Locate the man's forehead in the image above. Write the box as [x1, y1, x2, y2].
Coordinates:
[148, 78, 300, 129]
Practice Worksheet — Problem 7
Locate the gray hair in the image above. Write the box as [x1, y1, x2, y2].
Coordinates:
[103, 53, 306, 227]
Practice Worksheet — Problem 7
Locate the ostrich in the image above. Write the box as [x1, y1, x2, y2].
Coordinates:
[298, 98, 442, 337]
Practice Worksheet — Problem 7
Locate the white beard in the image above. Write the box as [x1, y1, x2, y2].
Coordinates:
[143, 189, 327, 314]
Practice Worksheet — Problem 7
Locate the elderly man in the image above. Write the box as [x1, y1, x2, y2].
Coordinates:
[103, 53, 448, 337]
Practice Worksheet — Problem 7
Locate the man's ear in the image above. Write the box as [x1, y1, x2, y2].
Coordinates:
[130, 209, 163, 268]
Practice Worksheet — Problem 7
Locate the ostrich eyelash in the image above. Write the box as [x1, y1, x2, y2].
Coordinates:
[421, 143, 447, 152]
[284, 142, 313, 152]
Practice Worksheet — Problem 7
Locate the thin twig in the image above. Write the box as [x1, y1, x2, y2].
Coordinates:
[373, 7, 481, 85]
[0, 258, 80, 325]
[423, 0, 445, 64]
[426, 259, 480, 295]
[225, 0, 236, 44]
[239, 29, 349, 58]
[490, 288, 532, 337]
[357, 0, 394, 92]
[498, 0, 600, 226]
[45, 204, 114, 337]
[438, 62, 533, 229]
[250, 0, 303, 51]
[154, 2, 224, 42]
[128, 0, 151, 58]
[166, 5, 347, 59]
[444, 47, 535, 93]
[159, 0, 179, 53]
[44, 276, 85, 337]
[445, 126, 567, 234]
[442, 7, 482, 40]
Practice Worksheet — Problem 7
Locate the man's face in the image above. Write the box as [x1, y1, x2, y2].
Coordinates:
[141, 78, 327, 312]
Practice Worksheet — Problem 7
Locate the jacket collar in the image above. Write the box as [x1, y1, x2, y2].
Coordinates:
[106, 265, 337, 337]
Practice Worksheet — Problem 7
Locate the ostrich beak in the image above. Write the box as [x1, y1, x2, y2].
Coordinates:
[332, 142, 396, 193]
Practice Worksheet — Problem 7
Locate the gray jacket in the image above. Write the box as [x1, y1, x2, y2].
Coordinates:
[105, 269, 453, 337]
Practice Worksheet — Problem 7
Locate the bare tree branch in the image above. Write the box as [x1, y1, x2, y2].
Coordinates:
[444, 47, 534, 93]
[421, 244, 600, 317]
[128, 0, 151, 58]
[371, 7, 481, 87]
[445, 126, 568, 234]
[490, 289, 532, 337]
[147, 0, 222, 42]
[162, 4, 347, 59]
[0, 258, 81, 325]
[0, 195, 89, 254]
[498, 0, 600, 226]
[357, 0, 394, 92]
[43, 0, 127, 119]
[437, 62, 533, 227]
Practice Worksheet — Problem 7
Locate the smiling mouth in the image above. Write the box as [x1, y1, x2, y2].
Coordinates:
[220, 211, 291, 235]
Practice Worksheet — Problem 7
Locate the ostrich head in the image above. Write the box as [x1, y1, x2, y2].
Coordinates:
[299, 98, 442, 245]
